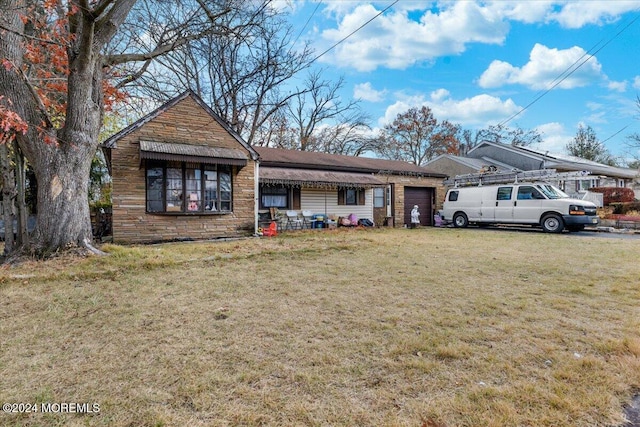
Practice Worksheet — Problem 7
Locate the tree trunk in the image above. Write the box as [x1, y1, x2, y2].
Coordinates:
[0, 143, 15, 254]
[26, 144, 97, 256]
[14, 142, 28, 247]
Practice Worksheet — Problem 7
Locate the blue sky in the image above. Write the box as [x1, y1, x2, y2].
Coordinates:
[276, 1, 640, 162]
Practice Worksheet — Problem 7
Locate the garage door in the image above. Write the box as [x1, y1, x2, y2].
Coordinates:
[404, 187, 433, 226]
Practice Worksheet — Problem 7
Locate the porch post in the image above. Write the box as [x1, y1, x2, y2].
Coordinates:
[254, 161, 260, 235]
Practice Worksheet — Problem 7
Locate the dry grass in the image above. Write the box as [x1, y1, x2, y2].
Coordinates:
[1, 228, 639, 427]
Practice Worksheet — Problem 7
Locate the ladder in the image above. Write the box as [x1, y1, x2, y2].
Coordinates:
[445, 169, 591, 187]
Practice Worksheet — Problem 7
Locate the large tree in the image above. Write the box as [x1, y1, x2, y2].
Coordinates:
[375, 106, 461, 165]
[117, 2, 314, 147]
[0, 0, 263, 257]
[566, 124, 616, 166]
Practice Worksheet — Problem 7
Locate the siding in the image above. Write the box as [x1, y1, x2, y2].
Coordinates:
[301, 188, 373, 220]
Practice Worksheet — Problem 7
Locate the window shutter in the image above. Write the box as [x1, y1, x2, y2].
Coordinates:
[358, 189, 365, 205]
[338, 189, 345, 205]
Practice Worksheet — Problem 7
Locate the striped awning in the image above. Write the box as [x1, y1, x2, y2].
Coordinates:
[140, 140, 248, 166]
[259, 167, 385, 188]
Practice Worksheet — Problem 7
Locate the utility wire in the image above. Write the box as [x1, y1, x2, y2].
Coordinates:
[290, 0, 322, 50]
[498, 13, 640, 129]
[311, 0, 399, 64]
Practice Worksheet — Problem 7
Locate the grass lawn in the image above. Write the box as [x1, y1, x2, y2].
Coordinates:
[1, 227, 639, 427]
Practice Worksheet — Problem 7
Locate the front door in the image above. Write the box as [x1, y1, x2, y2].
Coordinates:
[513, 185, 544, 224]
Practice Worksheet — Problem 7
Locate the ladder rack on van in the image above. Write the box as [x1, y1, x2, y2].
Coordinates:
[445, 169, 591, 187]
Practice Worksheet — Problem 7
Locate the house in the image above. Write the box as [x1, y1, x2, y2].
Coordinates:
[102, 91, 259, 244]
[103, 91, 448, 244]
[425, 141, 639, 204]
[254, 146, 447, 228]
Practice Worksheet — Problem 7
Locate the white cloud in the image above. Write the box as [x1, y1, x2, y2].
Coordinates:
[547, 1, 640, 28]
[634, 76, 640, 89]
[607, 80, 627, 92]
[321, 2, 508, 71]
[379, 89, 521, 127]
[532, 122, 570, 154]
[353, 82, 386, 102]
[478, 43, 603, 90]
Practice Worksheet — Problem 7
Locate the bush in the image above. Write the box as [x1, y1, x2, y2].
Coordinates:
[589, 187, 635, 205]
[610, 201, 640, 215]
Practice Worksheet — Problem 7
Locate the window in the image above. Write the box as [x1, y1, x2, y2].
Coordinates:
[497, 187, 512, 201]
[146, 161, 232, 213]
[260, 186, 288, 209]
[338, 188, 365, 205]
[517, 186, 543, 200]
[448, 190, 459, 202]
[373, 187, 385, 208]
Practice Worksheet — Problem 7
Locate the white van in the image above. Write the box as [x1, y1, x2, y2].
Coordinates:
[441, 182, 599, 232]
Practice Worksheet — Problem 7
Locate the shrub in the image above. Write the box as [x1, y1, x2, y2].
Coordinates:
[589, 187, 635, 205]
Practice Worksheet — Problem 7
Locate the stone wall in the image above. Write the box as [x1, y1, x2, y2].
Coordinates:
[111, 96, 256, 244]
[387, 175, 446, 227]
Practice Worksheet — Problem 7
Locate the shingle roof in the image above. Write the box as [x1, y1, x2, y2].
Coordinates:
[254, 146, 446, 177]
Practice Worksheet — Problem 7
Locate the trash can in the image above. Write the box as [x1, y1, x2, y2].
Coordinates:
[313, 215, 324, 228]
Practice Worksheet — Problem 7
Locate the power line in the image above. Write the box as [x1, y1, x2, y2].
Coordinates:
[290, 0, 322, 49]
[498, 13, 640, 128]
[311, 0, 399, 64]
[601, 123, 632, 145]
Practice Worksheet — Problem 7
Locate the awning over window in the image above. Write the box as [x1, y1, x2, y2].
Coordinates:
[260, 167, 385, 188]
[140, 140, 248, 166]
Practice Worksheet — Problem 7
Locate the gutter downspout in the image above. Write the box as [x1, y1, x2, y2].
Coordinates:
[254, 160, 260, 235]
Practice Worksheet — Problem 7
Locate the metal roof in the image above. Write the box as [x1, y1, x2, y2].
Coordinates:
[140, 141, 247, 166]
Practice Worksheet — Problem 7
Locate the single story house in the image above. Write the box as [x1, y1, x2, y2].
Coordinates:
[103, 92, 447, 244]
[102, 91, 259, 244]
[254, 146, 447, 229]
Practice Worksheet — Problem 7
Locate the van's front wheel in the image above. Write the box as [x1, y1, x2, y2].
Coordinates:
[453, 212, 469, 228]
[541, 214, 564, 233]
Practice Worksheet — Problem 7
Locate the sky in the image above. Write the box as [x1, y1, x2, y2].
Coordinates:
[275, 0, 640, 163]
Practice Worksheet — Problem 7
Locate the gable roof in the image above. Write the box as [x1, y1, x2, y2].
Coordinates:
[254, 146, 446, 177]
[469, 141, 638, 179]
[101, 90, 259, 160]
[425, 154, 495, 171]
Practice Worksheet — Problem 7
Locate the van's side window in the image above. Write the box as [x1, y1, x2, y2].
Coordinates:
[517, 186, 544, 200]
[497, 187, 512, 201]
[448, 191, 459, 202]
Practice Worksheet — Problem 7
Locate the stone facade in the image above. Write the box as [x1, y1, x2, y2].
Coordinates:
[387, 175, 446, 226]
[108, 94, 257, 244]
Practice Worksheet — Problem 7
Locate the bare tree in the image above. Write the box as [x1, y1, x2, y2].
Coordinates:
[375, 106, 461, 165]
[121, 2, 314, 146]
[283, 71, 373, 155]
[0, 0, 266, 257]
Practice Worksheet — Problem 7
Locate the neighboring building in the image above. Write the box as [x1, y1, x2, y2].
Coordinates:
[255, 146, 447, 228]
[424, 154, 502, 177]
[425, 141, 639, 205]
[103, 91, 259, 244]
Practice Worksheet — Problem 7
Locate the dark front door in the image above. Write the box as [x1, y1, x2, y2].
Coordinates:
[404, 187, 433, 226]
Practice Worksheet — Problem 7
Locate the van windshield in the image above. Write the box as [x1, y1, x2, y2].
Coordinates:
[536, 184, 569, 199]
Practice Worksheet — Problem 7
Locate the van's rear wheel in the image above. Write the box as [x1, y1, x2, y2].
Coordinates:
[541, 214, 564, 233]
[453, 212, 469, 228]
